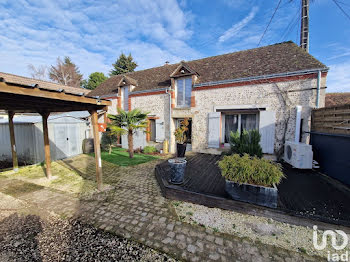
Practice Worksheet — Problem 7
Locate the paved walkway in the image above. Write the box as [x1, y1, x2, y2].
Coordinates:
[0, 155, 321, 262]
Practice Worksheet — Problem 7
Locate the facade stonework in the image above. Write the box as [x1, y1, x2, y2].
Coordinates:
[106, 74, 326, 155]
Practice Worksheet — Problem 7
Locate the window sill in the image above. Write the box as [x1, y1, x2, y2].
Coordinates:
[173, 107, 191, 110]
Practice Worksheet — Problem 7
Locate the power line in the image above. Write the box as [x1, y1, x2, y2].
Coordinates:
[280, 4, 301, 41]
[332, 0, 350, 21]
[257, 0, 283, 47]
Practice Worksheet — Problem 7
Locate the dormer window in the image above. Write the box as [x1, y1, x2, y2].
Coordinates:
[176, 77, 192, 107]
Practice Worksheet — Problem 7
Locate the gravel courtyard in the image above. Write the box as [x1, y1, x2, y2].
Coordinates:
[0, 213, 176, 262]
[0, 154, 326, 261]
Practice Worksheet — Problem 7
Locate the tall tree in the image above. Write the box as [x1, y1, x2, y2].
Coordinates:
[27, 64, 48, 80]
[110, 53, 138, 76]
[108, 108, 148, 158]
[81, 72, 108, 90]
[49, 57, 83, 88]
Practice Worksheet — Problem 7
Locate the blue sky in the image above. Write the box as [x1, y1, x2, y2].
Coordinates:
[0, 0, 349, 92]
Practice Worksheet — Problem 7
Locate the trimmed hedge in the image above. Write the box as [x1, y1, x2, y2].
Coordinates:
[218, 154, 284, 187]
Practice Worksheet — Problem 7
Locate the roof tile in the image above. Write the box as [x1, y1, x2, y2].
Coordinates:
[90, 42, 327, 97]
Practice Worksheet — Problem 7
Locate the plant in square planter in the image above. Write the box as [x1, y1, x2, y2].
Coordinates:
[168, 158, 187, 184]
[218, 154, 285, 208]
[174, 118, 189, 158]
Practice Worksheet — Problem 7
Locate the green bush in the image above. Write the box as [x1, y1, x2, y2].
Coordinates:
[143, 146, 157, 154]
[218, 154, 284, 187]
[101, 129, 118, 154]
[230, 129, 263, 158]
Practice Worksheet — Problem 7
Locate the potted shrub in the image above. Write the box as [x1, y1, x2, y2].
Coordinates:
[230, 129, 263, 158]
[174, 118, 189, 158]
[218, 154, 284, 208]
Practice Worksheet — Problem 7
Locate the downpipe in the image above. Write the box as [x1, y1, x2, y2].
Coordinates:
[316, 70, 321, 108]
[166, 88, 173, 153]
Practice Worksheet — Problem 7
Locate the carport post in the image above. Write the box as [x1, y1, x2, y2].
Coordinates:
[41, 112, 52, 179]
[90, 110, 103, 190]
[8, 111, 18, 172]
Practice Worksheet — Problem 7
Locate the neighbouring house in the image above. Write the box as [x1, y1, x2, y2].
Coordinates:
[325, 92, 350, 107]
[89, 42, 328, 155]
[0, 72, 92, 164]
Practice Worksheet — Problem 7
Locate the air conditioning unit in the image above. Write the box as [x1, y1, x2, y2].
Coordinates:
[284, 141, 313, 169]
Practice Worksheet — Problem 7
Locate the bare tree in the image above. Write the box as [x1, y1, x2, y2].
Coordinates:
[48, 57, 83, 88]
[27, 64, 48, 80]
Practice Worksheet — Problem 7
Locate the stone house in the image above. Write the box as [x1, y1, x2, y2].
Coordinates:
[90, 42, 328, 155]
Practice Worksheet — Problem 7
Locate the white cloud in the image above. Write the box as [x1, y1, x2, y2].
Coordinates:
[222, 0, 247, 9]
[0, 0, 199, 79]
[327, 62, 350, 92]
[218, 6, 259, 43]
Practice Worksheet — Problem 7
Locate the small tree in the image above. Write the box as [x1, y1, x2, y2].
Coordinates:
[108, 108, 148, 158]
[174, 118, 189, 144]
[49, 56, 83, 88]
[101, 127, 118, 154]
[110, 53, 138, 76]
[82, 72, 108, 90]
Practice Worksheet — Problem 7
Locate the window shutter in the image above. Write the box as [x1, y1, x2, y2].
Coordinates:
[133, 130, 146, 149]
[208, 112, 221, 148]
[259, 111, 276, 154]
[121, 134, 128, 149]
[155, 119, 165, 142]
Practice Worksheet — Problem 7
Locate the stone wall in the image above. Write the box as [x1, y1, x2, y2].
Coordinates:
[104, 75, 326, 155]
[131, 92, 171, 150]
[186, 76, 326, 154]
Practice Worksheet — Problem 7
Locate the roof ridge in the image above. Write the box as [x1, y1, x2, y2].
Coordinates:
[0, 71, 86, 90]
[188, 41, 296, 63]
[111, 41, 297, 77]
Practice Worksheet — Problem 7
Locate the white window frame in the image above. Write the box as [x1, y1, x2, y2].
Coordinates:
[175, 77, 191, 108]
[221, 112, 259, 145]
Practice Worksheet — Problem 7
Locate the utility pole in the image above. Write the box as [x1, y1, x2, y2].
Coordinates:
[300, 0, 309, 52]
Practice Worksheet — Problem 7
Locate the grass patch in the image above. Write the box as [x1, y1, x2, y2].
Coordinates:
[212, 227, 220, 233]
[298, 247, 307, 254]
[90, 147, 159, 166]
[0, 161, 97, 196]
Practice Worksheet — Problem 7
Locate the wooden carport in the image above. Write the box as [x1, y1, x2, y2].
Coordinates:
[0, 78, 111, 190]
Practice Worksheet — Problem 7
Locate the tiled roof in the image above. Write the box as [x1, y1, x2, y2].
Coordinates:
[0, 72, 90, 95]
[326, 92, 350, 107]
[90, 41, 327, 97]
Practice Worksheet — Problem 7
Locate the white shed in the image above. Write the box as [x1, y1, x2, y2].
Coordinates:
[0, 112, 90, 164]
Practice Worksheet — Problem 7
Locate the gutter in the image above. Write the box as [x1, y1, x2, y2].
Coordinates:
[166, 87, 172, 153]
[97, 67, 329, 98]
[129, 87, 167, 95]
[193, 68, 329, 88]
[316, 70, 321, 108]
